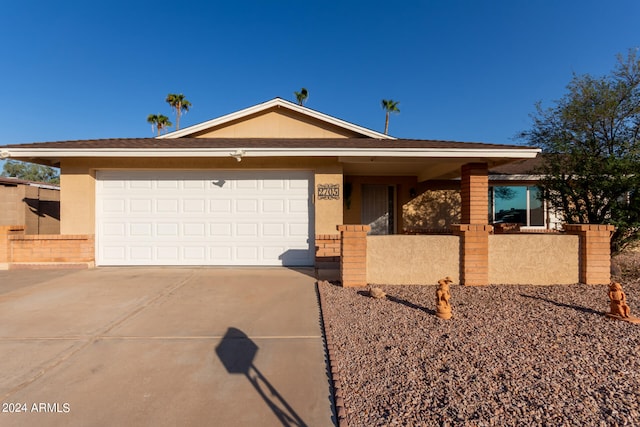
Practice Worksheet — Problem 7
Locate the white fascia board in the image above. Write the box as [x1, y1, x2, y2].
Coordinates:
[158, 98, 394, 140]
[5, 147, 541, 159]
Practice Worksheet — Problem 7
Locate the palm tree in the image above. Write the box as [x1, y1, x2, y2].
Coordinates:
[294, 88, 308, 106]
[381, 99, 400, 135]
[147, 114, 173, 136]
[165, 93, 192, 130]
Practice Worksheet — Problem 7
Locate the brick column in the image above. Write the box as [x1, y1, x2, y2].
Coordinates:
[565, 224, 615, 285]
[452, 224, 493, 286]
[337, 225, 370, 287]
[315, 233, 341, 280]
[460, 163, 489, 224]
[0, 225, 25, 269]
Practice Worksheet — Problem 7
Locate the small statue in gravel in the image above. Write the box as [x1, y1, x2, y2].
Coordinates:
[607, 282, 640, 324]
[436, 277, 453, 320]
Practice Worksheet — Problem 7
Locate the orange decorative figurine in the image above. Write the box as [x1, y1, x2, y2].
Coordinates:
[436, 277, 453, 320]
[606, 282, 640, 324]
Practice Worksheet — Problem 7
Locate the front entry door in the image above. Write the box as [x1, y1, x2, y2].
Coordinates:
[361, 184, 395, 235]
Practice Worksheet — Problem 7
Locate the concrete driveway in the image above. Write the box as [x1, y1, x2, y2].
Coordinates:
[0, 268, 333, 427]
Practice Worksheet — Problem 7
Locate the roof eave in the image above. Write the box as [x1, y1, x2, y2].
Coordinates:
[4, 147, 541, 159]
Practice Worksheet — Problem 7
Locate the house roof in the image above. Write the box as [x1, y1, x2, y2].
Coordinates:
[489, 156, 544, 175]
[1, 98, 541, 181]
[2, 138, 541, 181]
[157, 98, 394, 140]
[4, 137, 534, 151]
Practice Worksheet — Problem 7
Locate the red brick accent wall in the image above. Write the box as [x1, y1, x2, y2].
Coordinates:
[460, 163, 489, 224]
[315, 234, 340, 268]
[452, 224, 493, 286]
[337, 225, 370, 287]
[565, 224, 615, 285]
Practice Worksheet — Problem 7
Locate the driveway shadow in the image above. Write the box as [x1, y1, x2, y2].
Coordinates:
[215, 327, 308, 427]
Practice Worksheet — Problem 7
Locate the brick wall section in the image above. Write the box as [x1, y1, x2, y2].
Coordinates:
[452, 224, 493, 286]
[8, 234, 94, 264]
[337, 225, 370, 287]
[460, 163, 489, 224]
[315, 234, 341, 279]
[315, 234, 341, 264]
[0, 225, 26, 266]
[565, 224, 615, 285]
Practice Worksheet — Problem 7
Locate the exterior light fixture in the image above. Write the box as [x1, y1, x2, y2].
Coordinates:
[230, 149, 245, 162]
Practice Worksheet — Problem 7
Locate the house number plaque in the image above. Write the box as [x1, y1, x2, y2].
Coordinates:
[317, 184, 340, 200]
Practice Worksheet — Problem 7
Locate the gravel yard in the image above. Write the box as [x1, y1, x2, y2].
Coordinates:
[319, 252, 640, 426]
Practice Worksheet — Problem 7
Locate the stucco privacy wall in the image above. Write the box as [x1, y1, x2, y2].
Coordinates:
[0, 184, 59, 234]
[367, 235, 460, 285]
[488, 234, 580, 285]
[59, 157, 343, 235]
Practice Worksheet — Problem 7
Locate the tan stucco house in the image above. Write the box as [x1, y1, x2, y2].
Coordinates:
[0, 98, 613, 285]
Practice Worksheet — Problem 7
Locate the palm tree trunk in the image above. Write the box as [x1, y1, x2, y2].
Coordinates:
[384, 112, 390, 135]
[176, 102, 181, 130]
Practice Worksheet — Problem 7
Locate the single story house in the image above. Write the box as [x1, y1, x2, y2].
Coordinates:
[0, 98, 612, 285]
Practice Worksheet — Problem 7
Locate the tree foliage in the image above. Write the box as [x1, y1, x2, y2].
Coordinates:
[146, 114, 172, 135]
[381, 99, 400, 135]
[294, 88, 308, 106]
[1, 160, 60, 184]
[520, 50, 640, 253]
[165, 93, 191, 130]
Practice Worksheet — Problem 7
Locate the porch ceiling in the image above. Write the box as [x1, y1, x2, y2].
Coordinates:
[339, 156, 523, 181]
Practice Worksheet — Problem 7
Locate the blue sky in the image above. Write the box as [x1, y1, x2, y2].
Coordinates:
[1, 0, 638, 146]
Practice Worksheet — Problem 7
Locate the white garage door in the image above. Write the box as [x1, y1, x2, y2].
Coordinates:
[96, 170, 314, 266]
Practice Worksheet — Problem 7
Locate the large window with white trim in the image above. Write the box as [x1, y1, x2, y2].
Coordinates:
[488, 185, 544, 227]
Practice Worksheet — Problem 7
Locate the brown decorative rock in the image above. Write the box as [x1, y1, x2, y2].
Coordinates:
[436, 277, 453, 320]
[606, 282, 640, 324]
[368, 287, 386, 299]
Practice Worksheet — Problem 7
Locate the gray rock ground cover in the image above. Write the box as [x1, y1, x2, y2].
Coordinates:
[320, 253, 640, 426]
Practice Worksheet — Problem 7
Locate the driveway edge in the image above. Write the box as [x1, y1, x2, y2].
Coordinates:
[317, 280, 348, 427]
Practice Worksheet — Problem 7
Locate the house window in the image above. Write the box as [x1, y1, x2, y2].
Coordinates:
[489, 186, 544, 227]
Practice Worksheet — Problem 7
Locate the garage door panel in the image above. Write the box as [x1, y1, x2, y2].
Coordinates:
[211, 199, 232, 213]
[184, 199, 206, 213]
[96, 170, 314, 266]
[157, 223, 179, 237]
[236, 199, 258, 213]
[184, 223, 207, 237]
[130, 223, 152, 237]
[157, 247, 179, 260]
[211, 223, 232, 237]
[130, 246, 153, 261]
[157, 199, 179, 213]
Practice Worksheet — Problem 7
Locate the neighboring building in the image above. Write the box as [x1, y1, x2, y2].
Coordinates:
[0, 176, 60, 234]
[3, 98, 540, 270]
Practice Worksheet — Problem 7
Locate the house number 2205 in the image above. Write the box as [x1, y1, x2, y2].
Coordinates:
[317, 184, 340, 200]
